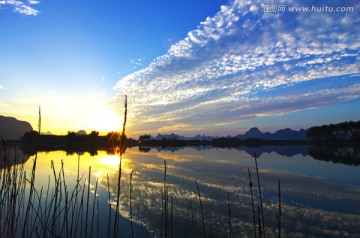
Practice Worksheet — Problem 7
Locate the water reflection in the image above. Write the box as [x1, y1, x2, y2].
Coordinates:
[109, 147, 360, 237]
[309, 146, 360, 166]
[138, 144, 360, 166]
[2, 145, 360, 237]
[0, 145, 31, 168]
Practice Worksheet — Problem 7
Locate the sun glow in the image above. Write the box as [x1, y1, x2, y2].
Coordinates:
[89, 106, 122, 133]
[97, 155, 120, 169]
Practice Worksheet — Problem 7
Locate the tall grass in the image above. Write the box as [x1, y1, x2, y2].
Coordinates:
[114, 95, 127, 238]
[254, 152, 265, 237]
[0, 149, 105, 237]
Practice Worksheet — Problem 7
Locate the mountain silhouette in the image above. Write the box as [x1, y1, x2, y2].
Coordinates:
[0, 115, 33, 140]
[234, 127, 308, 140]
[148, 127, 308, 141]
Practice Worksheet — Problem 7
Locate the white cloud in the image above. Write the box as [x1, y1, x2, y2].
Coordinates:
[0, 0, 40, 16]
[113, 0, 360, 134]
[0, 84, 4, 90]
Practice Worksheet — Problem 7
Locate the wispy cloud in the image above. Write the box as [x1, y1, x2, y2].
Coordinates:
[112, 0, 360, 134]
[0, 83, 4, 90]
[0, 0, 40, 16]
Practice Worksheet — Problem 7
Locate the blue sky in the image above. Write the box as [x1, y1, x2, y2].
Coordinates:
[0, 0, 359, 137]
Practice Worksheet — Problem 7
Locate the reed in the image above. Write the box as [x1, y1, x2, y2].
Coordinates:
[164, 160, 167, 238]
[277, 180, 282, 238]
[91, 178, 99, 238]
[227, 192, 233, 238]
[258, 207, 262, 238]
[170, 196, 173, 238]
[209, 214, 212, 238]
[195, 180, 206, 238]
[85, 166, 91, 237]
[248, 168, 257, 238]
[114, 95, 127, 238]
[21, 106, 41, 238]
[191, 202, 195, 238]
[185, 201, 190, 238]
[106, 173, 112, 238]
[254, 152, 265, 237]
[130, 170, 135, 238]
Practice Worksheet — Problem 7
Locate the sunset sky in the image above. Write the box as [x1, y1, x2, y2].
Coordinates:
[0, 0, 359, 137]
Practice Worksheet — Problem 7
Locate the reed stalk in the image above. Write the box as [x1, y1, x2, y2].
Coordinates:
[21, 106, 41, 238]
[185, 201, 190, 238]
[164, 160, 168, 238]
[209, 214, 212, 238]
[227, 192, 233, 238]
[195, 180, 206, 238]
[254, 152, 265, 237]
[91, 178, 99, 238]
[85, 166, 92, 237]
[114, 95, 127, 238]
[161, 190, 164, 238]
[96, 195, 99, 238]
[107, 173, 112, 238]
[130, 170, 135, 238]
[258, 207, 262, 238]
[170, 196, 173, 238]
[277, 180, 282, 238]
[248, 168, 257, 238]
[191, 202, 195, 238]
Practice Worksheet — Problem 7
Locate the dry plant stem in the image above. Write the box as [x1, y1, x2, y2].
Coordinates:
[254, 152, 265, 237]
[258, 207, 262, 238]
[85, 166, 92, 237]
[164, 160, 168, 238]
[191, 202, 195, 238]
[248, 168, 257, 238]
[70, 155, 81, 236]
[107, 173, 112, 238]
[130, 170, 135, 238]
[227, 193, 233, 238]
[161, 190, 164, 238]
[21, 106, 41, 238]
[80, 180, 87, 238]
[170, 196, 173, 238]
[51, 160, 60, 235]
[91, 178, 99, 238]
[209, 214, 212, 238]
[278, 180, 282, 238]
[97, 196, 99, 238]
[195, 180, 206, 238]
[185, 201, 190, 238]
[114, 95, 127, 238]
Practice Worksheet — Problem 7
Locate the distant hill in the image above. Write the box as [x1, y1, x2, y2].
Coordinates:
[151, 133, 216, 141]
[0, 116, 33, 140]
[234, 127, 308, 140]
[145, 127, 308, 141]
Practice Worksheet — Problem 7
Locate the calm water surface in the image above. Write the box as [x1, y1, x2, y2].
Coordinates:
[7, 145, 360, 237]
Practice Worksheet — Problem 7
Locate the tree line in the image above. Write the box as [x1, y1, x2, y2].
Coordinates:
[307, 120, 360, 141]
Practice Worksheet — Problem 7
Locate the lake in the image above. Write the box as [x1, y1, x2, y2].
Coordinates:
[1, 145, 360, 237]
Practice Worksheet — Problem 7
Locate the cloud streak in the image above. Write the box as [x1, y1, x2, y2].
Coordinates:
[0, 0, 40, 15]
[112, 0, 360, 135]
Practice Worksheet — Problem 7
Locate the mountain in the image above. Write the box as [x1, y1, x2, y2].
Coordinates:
[152, 133, 216, 141]
[0, 116, 33, 140]
[145, 127, 308, 141]
[270, 128, 308, 140]
[234, 127, 308, 140]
